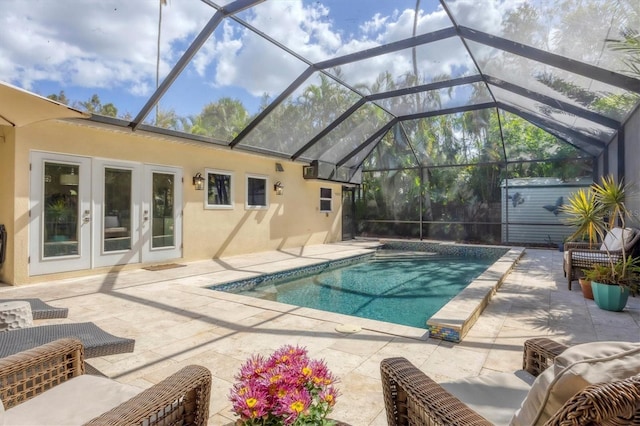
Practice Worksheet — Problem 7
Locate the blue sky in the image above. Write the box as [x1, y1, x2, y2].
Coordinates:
[0, 0, 519, 121]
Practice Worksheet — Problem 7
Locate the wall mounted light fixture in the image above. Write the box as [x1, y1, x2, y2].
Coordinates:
[193, 172, 205, 190]
[60, 168, 79, 186]
[273, 181, 284, 195]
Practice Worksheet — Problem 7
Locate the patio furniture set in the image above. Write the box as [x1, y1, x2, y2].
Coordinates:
[381, 337, 640, 425]
[0, 298, 212, 425]
[0, 338, 211, 425]
[0, 298, 134, 358]
[563, 226, 640, 290]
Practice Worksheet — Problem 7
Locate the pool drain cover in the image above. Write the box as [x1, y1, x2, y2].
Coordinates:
[335, 324, 362, 334]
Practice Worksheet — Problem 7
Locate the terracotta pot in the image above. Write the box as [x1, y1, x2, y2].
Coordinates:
[578, 278, 594, 300]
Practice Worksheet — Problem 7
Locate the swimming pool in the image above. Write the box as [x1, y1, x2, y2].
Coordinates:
[227, 253, 496, 328]
[212, 241, 515, 338]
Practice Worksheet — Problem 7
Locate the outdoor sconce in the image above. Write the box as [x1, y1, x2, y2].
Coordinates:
[60, 169, 79, 186]
[192, 172, 205, 190]
[274, 181, 284, 196]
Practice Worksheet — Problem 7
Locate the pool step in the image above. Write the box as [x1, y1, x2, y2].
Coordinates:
[373, 250, 447, 261]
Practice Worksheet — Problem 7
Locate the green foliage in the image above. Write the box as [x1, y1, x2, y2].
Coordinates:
[75, 94, 118, 117]
[563, 175, 638, 287]
[47, 91, 70, 105]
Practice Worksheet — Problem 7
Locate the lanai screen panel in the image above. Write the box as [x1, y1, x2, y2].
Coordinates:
[467, 41, 637, 122]
[234, 0, 450, 63]
[342, 133, 388, 172]
[299, 102, 393, 164]
[497, 111, 593, 162]
[444, 0, 639, 77]
[238, 72, 361, 156]
[157, 16, 310, 141]
[490, 86, 616, 144]
[360, 125, 419, 171]
[374, 82, 492, 116]
[403, 108, 504, 167]
[323, 37, 477, 95]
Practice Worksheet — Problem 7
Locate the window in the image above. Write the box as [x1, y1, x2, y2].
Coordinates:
[320, 187, 332, 212]
[205, 169, 233, 209]
[246, 175, 268, 209]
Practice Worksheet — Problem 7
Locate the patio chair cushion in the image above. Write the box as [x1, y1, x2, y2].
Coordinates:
[440, 371, 535, 425]
[563, 250, 611, 264]
[511, 341, 640, 426]
[2, 374, 140, 425]
[600, 227, 636, 252]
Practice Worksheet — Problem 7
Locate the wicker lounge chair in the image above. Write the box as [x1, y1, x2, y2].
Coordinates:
[0, 338, 211, 425]
[0, 297, 68, 319]
[563, 226, 640, 290]
[380, 338, 640, 425]
[0, 321, 134, 358]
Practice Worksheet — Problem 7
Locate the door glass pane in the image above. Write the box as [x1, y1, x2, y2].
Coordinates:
[104, 168, 132, 252]
[43, 162, 79, 257]
[152, 172, 174, 248]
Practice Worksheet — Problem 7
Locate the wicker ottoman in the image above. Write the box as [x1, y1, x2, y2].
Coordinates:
[0, 301, 33, 332]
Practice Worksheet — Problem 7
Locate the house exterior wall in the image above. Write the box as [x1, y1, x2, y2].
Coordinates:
[2, 119, 342, 285]
[0, 127, 16, 282]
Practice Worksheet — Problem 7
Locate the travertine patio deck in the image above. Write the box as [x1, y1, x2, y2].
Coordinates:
[1, 242, 639, 425]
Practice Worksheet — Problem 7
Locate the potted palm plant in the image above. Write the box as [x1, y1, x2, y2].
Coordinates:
[562, 175, 638, 310]
[561, 187, 601, 299]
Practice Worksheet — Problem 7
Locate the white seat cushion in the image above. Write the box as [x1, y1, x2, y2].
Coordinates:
[600, 227, 635, 252]
[3, 374, 141, 425]
[441, 370, 535, 425]
[568, 251, 611, 263]
[511, 341, 640, 426]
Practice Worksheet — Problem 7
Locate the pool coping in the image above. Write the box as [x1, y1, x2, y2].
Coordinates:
[208, 240, 524, 342]
[425, 244, 525, 342]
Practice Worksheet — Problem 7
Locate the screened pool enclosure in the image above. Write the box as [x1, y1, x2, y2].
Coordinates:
[13, 0, 640, 245]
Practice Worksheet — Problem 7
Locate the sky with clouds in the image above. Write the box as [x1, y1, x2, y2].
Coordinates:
[0, 0, 523, 119]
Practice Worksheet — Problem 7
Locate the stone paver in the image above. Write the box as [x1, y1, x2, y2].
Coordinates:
[1, 243, 639, 425]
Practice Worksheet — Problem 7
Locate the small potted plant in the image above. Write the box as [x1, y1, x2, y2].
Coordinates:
[561, 187, 602, 299]
[229, 345, 339, 426]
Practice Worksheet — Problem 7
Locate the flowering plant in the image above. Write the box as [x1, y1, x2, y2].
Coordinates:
[229, 345, 339, 426]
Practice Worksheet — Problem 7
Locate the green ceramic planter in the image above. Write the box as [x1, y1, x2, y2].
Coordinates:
[591, 281, 630, 312]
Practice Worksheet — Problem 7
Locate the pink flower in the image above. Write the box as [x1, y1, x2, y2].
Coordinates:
[320, 386, 339, 407]
[235, 354, 267, 381]
[273, 388, 311, 425]
[229, 381, 269, 420]
[229, 345, 339, 425]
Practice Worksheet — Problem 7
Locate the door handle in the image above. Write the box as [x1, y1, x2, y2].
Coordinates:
[82, 210, 90, 223]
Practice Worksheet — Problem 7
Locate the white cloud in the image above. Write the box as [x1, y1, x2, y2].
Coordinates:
[0, 0, 489, 111]
[445, 0, 526, 33]
[0, 0, 207, 95]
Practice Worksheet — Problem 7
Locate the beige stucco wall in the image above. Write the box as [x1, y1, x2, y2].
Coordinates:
[0, 126, 16, 284]
[4, 119, 343, 285]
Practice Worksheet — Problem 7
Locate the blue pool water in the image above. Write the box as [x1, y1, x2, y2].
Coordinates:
[223, 252, 497, 328]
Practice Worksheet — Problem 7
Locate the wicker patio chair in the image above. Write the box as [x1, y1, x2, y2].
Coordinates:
[380, 338, 640, 426]
[0, 297, 69, 319]
[563, 227, 640, 290]
[0, 321, 135, 358]
[0, 338, 211, 425]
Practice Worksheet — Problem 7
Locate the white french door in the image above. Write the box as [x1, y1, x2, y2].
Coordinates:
[30, 153, 182, 275]
[29, 152, 92, 275]
[141, 165, 183, 263]
[92, 159, 142, 267]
